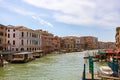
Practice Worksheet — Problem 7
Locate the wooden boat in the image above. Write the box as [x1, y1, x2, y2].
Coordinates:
[11, 52, 34, 63]
[98, 66, 113, 76]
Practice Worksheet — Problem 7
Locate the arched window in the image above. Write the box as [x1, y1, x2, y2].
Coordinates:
[13, 33, 15, 38]
[21, 48, 24, 51]
[13, 40, 15, 45]
[21, 40, 24, 45]
[22, 32, 24, 37]
[8, 40, 10, 44]
[8, 33, 10, 38]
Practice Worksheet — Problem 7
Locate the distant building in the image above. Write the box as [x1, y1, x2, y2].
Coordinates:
[7, 25, 41, 51]
[80, 36, 98, 50]
[61, 36, 76, 52]
[53, 36, 61, 51]
[98, 41, 105, 49]
[98, 41, 116, 49]
[116, 27, 120, 49]
[0, 24, 7, 51]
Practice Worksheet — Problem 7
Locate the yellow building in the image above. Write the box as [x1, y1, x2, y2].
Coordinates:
[0, 24, 7, 51]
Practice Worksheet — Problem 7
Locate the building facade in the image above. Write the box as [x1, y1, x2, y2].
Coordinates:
[80, 36, 98, 50]
[35, 30, 55, 53]
[0, 24, 7, 51]
[7, 26, 42, 52]
[53, 36, 61, 51]
[116, 27, 120, 49]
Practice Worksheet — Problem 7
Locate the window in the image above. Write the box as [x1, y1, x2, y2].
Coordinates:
[8, 40, 10, 44]
[0, 32, 3, 36]
[27, 48, 28, 51]
[8, 34, 10, 38]
[27, 40, 28, 45]
[8, 29, 10, 32]
[16, 48, 18, 51]
[30, 33, 31, 37]
[21, 40, 24, 45]
[27, 32, 28, 37]
[0, 39, 2, 44]
[13, 29, 15, 32]
[13, 40, 15, 45]
[22, 32, 24, 37]
[13, 33, 15, 38]
[21, 48, 24, 51]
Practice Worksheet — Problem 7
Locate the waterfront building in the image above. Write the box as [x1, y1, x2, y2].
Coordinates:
[7, 25, 41, 52]
[35, 30, 55, 53]
[80, 36, 98, 50]
[0, 24, 7, 51]
[98, 41, 106, 49]
[116, 27, 120, 49]
[98, 41, 116, 49]
[61, 36, 76, 52]
[53, 36, 61, 51]
[105, 42, 116, 49]
[74, 37, 82, 51]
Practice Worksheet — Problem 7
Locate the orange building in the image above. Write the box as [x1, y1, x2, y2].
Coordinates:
[60, 36, 76, 52]
[35, 30, 55, 53]
[0, 24, 7, 51]
[53, 36, 60, 51]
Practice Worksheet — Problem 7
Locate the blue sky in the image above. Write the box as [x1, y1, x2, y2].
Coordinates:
[0, 0, 120, 42]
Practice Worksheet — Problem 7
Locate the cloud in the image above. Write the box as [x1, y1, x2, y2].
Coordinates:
[32, 16, 53, 27]
[0, 2, 35, 16]
[0, 1, 53, 28]
[23, 0, 120, 29]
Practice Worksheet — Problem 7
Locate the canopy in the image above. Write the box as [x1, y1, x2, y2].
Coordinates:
[105, 49, 114, 54]
[98, 51, 106, 54]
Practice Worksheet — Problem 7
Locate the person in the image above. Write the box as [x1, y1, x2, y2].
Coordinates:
[110, 56, 112, 62]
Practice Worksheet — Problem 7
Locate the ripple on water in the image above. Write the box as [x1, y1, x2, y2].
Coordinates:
[0, 52, 103, 80]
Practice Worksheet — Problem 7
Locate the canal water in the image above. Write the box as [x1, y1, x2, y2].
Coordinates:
[0, 51, 106, 80]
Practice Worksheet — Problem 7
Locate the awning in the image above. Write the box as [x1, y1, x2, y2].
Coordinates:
[105, 49, 114, 54]
[98, 51, 106, 54]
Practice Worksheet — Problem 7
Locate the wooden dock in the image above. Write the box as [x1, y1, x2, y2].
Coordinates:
[86, 73, 120, 80]
[85, 73, 101, 80]
[99, 75, 120, 80]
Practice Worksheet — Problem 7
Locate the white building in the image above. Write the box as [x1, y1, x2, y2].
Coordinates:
[7, 25, 42, 52]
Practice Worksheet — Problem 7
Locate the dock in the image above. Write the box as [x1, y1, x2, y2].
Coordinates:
[85, 73, 101, 80]
[99, 75, 120, 80]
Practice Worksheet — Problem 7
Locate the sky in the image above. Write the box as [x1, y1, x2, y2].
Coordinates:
[0, 0, 120, 42]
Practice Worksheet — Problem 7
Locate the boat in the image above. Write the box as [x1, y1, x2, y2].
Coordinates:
[11, 52, 34, 63]
[98, 66, 113, 76]
[3, 60, 8, 65]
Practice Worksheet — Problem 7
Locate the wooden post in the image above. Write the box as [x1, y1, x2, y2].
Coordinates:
[82, 64, 86, 80]
[0, 52, 3, 67]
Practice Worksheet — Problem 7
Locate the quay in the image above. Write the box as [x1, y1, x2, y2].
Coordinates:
[0, 50, 46, 64]
[83, 50, 120, 80]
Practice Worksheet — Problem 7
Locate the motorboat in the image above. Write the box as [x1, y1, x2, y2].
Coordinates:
[98, 66, 113, 76]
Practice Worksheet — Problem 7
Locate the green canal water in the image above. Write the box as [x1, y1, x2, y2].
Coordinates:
[0, 51, 106, 80]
